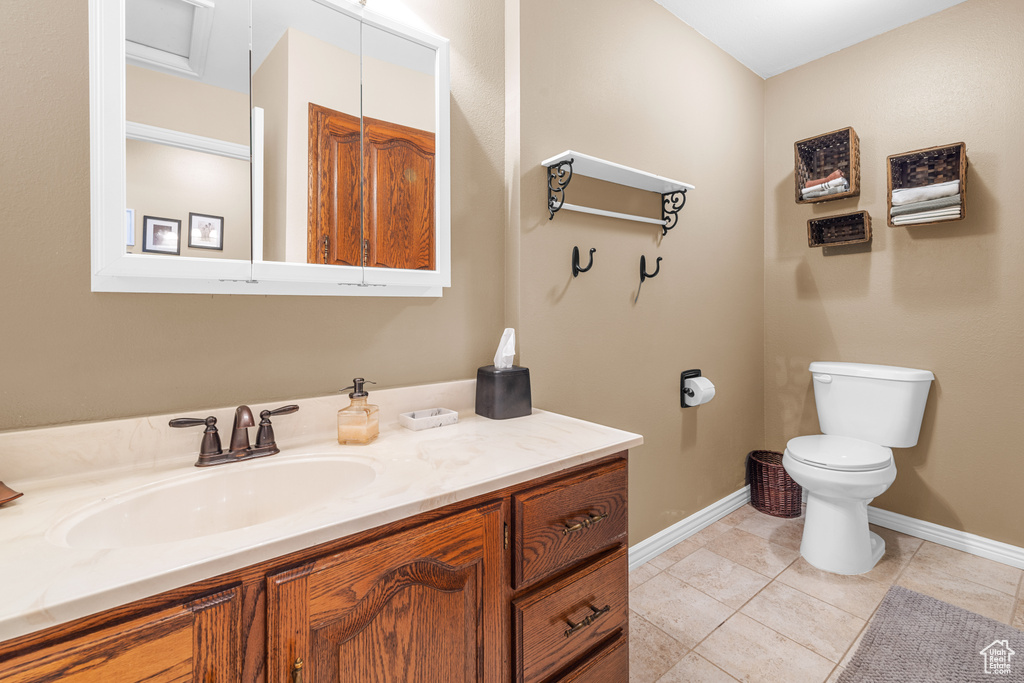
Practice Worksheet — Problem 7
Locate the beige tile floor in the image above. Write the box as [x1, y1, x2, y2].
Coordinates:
[629, 504, 1024, 682]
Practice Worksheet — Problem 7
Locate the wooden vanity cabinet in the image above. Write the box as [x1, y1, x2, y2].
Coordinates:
[0, 586, 240, 682]
[510, 457, 629, 683]
[266, 502, 505, 682]
[0, 452, 628, 683]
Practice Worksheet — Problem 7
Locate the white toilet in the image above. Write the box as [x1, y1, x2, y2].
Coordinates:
[783, 362, 934, 575]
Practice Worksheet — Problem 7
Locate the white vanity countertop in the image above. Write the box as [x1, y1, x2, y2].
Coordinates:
[0, 380, 642, 642]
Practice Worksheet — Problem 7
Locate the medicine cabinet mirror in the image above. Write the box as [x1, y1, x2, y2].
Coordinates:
[90, 0, 450, 296]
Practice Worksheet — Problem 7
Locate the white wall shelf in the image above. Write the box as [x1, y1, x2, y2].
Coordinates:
[542, 150, 695, 233]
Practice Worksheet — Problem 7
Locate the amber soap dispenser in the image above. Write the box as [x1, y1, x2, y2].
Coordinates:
[338, 378, 379, 444]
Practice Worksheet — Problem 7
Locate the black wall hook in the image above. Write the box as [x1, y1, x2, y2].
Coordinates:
[635, 255, 662, 303]
[572, 246, 596, 277]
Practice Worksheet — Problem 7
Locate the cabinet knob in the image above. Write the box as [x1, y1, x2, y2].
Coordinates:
[292, 657, 304, 683]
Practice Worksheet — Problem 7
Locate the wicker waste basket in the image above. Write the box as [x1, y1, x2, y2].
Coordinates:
[747, 450, 802, 518]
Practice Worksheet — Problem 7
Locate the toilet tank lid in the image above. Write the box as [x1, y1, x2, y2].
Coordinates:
[809, 362, 934, 382]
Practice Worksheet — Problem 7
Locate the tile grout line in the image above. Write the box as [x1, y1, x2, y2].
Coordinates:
[626, 608, 691, 682]
[680, 547, 840, 679]
[633, 516, 1024, 682]
[824, 537, 932, 679]
[787, 531, 930, 680]
[903, 544, 1022, 611]
[650, 647, 740, 683]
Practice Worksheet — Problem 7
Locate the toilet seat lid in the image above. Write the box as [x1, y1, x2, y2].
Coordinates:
[785, 435, 893, 472]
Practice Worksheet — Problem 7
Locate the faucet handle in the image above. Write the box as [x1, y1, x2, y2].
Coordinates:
[264, 404, 300, 418]
[169, 416, 223, 464]
[169, 417, 210, 428]
[255, 405, 300, 449]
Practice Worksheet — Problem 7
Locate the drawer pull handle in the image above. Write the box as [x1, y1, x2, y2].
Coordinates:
[292, 658, 304, 683]
[562, 512, 609, 535]
[564, 604, 611, 638]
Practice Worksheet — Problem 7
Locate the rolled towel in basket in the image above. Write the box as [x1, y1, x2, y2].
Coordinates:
[804, 169, 845, 189]
[802, 180, 850, 199]
[801, 176, 849, 196]
[891, 179, 960, 206]
[890, 193, 961, 216]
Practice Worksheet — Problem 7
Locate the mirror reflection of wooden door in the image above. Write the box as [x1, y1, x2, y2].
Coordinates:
[308, 103, 361, 266]
[309, 104, 435, 269]
[363, 117, 435, 270]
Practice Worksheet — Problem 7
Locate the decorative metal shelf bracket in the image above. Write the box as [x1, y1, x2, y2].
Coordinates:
[548, 158, 574, 219]
[661, 190, 687, 236]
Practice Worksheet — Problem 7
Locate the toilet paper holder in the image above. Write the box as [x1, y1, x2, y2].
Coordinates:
[681, 369, 703, 408]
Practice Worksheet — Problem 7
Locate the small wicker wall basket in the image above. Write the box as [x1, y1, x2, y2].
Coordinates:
[747, 450, 802, 518]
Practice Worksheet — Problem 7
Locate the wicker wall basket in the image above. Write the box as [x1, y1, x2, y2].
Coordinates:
[887, 142, 967, 227]
[807, 211, 871, 248]
[794, 127, 860, 204]
[747, 450, 802, 518]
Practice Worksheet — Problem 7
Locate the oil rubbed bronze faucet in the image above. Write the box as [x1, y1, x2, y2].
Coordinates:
[170, 404, 299, 467]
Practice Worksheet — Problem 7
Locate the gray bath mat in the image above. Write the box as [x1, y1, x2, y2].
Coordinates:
[839, 585, 1023, 682]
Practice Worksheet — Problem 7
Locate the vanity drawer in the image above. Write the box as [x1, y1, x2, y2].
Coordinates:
[513, 547, 628, 683]
[514, 457, 627, 588]
[554, 632, 628, 683]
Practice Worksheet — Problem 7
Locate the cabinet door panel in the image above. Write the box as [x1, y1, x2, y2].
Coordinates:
[268, 505, 503, 683]
[308, 103, 362, 266]
[313, 575, 477, 681]
[0, 587, 239, 683]
[363, 117, 435, 271]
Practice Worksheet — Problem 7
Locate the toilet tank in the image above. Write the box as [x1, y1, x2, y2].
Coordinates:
[810, 362, 934, 448]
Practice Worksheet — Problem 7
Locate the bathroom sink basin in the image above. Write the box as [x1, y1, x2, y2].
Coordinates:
[49, 456, 376, 549]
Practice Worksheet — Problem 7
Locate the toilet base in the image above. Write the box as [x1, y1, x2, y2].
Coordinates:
[800, 493, 886, 575]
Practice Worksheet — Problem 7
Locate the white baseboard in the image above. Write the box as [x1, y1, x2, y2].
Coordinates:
[868, 506, 1024, 570]
[627, 487, 1024, 573]
[628, 486, 749, 572]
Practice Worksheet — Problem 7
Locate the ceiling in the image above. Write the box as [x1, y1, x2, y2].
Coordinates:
[654, 0, 970, 79]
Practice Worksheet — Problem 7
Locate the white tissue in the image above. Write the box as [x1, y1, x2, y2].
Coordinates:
[684, 376, 716, 406]
[493, 328, 516, 369]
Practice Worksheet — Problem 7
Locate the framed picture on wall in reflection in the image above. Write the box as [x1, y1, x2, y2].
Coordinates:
[187, 212, 224, 251]
[141, 216, 181, 255]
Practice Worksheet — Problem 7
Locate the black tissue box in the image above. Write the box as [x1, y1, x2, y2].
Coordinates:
[475, 365, 531, 419]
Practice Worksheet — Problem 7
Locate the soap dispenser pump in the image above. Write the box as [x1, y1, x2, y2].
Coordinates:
[338, 378, 379, 444]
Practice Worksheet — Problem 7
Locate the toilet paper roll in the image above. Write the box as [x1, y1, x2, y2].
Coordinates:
[684, 376, 716, 406]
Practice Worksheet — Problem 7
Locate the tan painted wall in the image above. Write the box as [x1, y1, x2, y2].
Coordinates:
[514, 0, 766, 543]
[362, 56, 435, 132]
[0, 0, 505, 430]
[281, 28, 360, 263]
[10, 0, 1016, 552]
[126, 141, 251, 260]
[764, 0, 1024, 546]
[125, 66, 251, 260]
[251, 32, 291, 262]
[252, 28, 435, 263]
[125, 65, 249, 145]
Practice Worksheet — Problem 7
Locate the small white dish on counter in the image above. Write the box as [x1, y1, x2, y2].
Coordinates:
[398, 408, 459, 431]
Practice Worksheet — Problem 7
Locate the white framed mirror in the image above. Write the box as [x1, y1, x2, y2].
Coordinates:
[89, 0, 450, 296]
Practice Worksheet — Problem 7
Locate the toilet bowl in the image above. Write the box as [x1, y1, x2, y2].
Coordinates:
[783, 435, 896, 574]
[783, 362, 933, 575]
